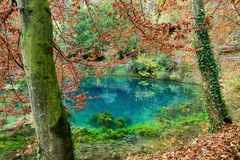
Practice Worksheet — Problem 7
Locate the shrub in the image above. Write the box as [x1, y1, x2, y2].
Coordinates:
[169, 72, 181, 82]
[156, 69, 170, 80]
[130, 54, 180, 80]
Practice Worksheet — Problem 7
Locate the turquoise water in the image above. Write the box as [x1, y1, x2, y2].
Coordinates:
[66, 77, 198, 128]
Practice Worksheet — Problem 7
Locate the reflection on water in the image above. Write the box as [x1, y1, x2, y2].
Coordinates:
[65, 77, 198, 128]
[100, 92, 117, 104]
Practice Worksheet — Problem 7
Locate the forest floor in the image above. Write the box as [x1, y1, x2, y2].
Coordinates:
[127, 124, 240, 160]
[1, 124, 239, 160]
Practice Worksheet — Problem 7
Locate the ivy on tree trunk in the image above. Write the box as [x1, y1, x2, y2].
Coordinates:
[190, 0, 232, 131]
[17, 0, 74, 159]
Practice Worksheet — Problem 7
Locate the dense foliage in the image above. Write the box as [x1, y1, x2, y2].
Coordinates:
[130, 54, 180, 80]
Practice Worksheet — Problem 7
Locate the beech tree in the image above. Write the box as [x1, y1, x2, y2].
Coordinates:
[190, 0, 232, 131]
[17, 0, 74, 159]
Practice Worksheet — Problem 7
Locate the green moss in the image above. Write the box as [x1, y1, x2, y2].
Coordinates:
[0, 128, 35, 160]
[156, 102, 205, 121]
[172, 112, 208, 126]
[49, 114, 74, 159]
[99, 129, 129, 140]
[50, 112, 73, 146]
[72, 127, 133, 144]
[135, 126, 160, 137]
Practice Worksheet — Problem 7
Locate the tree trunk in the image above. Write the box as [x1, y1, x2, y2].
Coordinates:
[17, 0, 74, 159]
[190, 0, 232, 131]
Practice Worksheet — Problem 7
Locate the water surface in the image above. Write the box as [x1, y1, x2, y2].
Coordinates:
[66, 77, 198, 127]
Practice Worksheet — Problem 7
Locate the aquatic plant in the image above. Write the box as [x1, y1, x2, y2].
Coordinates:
[134, 91, 156, 100]
[89, 112, 115, 128]
[72, 127, 133, 144]
[89, 112, 132, 129]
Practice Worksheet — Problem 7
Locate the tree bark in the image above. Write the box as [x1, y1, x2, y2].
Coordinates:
[17, 0, 74, 159]
[190, 0, 232, 131]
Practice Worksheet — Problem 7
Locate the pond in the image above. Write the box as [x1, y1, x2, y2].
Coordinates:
[65, 77, 199, 128]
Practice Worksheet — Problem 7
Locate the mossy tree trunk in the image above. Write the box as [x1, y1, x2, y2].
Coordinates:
[190, 0, 232, 131]
[17, 0, 74, 159]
